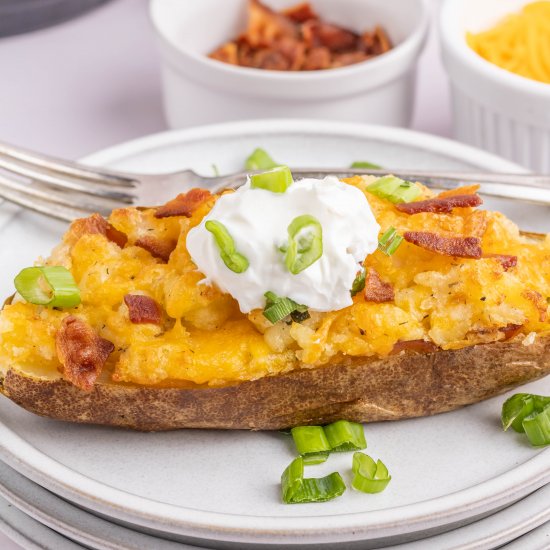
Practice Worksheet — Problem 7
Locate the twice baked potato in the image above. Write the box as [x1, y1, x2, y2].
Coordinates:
[1, 175, 549, 430]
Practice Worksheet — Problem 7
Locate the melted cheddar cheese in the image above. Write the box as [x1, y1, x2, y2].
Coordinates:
[1, 177, 549, 387]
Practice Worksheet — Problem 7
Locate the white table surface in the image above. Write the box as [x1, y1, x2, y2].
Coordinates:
[0, 0, 452, 548]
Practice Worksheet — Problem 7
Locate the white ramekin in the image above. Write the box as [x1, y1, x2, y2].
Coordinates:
[440, 0, 550, 172]
[150, 0, 429, 129]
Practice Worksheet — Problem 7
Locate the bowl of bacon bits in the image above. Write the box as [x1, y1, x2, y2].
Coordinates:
[150, 0, 429, 128]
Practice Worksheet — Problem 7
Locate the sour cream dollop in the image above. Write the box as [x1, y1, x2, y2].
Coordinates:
[186, 176, 380, 313]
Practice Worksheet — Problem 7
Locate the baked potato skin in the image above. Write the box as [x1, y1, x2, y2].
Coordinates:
[2, 335, 549, 431]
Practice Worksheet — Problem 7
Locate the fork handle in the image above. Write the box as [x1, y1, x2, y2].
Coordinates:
[285, 169, 550, 206]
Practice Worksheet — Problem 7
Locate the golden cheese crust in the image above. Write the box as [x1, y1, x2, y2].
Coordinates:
[2, 336, 549, 431]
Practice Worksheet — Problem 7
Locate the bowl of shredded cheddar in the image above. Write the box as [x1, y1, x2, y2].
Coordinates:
[440, 0, 550, 172]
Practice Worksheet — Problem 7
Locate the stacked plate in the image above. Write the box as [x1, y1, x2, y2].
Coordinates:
[0, 120, 549, 549]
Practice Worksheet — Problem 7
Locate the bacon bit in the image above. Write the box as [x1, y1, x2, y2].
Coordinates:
[275, 36, 306, 70]
[70, 213, 127, 248]
[155, 188, 212, 219]
[55, 316, 114, 391]
[252, 48, 290, 70]
[283, 2, 318, 23]
[437, 184, 480, 199]
[361, 26, 392, 55]
[331, 51, 370, 68]
[499, 324, 523, 341]
[404, 231, 483, 259]
[247, 0, 298, 47]
[395, 194, 482, 215]
[210, 42, 238, 65]
[302, 20, 358, 51]
[135, 236, 177, 263]
[522, 290, 548, 322]
[391, 339, 439, 355]
[124, 295, 162, 325]
[364, 268, 394, 303]
[302, 46, 331, 70]
[484, 253, 518, 271]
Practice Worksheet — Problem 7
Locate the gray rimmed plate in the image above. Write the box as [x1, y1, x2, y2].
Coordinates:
[0, 120, 548, 548]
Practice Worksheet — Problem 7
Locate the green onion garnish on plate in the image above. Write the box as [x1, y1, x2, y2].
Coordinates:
[205, 220, 249, 274]
[263, 291, 308, 324]
[324, 420, 367, 452]
[245, 148, 279, 171]
[351, 452, 392, 494]
[250, 166, 293, 193]
[378, 227, 403, 256]
[14, 266, 81, 308]
[284, 214, 323, 274]
[350, 161, 382, 169]
[502, 393, 550, 447]
[366, 176, 421, 204]
[281, 456, 346, 504]
[291, 426, 331, 464]
[291, 421, 366, 458]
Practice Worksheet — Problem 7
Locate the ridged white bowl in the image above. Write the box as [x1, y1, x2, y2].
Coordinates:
[440, 0, 550, 172]
[150, 0, 429, 129]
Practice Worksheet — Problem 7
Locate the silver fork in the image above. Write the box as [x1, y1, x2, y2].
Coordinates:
[0, 141, 549, 222]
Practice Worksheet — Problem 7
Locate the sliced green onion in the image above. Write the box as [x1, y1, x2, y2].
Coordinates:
[350, 161, 382, 169]
[281, 457, 346, 504]
[211, 164, 220, 176]
[205, 220, 249, 273]
[263, 291, 308, 324]
[351, 452, 391, 494]
[14, 266, 81, 308]
[284, 215, 323, 274]
[366, 176, 421, 204]
[291, 426, 331, 462]
[324, 420, 367, 452]
[502, 393, 550, 446]
[378, 227, 403, 256]
[302, 453, 329, 465]
[351, 268, 366, 296]
[250, 166, 293, 193]
[245, 148, 278, 171]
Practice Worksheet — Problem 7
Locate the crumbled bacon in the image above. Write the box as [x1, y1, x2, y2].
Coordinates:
[403, 232, 483, 259]
[331, 51, 370, 68]
[135, 236, 177, 263]
[283, 2, 318, 23]
[247, 0, 298, 47]
[484, 253, 518, 271]
[55, 316, 114, 391]
[70, 213, 127, 248]
[209, 0, 392, 71]
[395, 194, 482, 215]
[362, 26, 392, 56]
[252, 48, 290, 70]
[302, 20, 358, 51]
[499, 324, 523, 341]
[364, 268, 394, 303]
[124, 294, 162, 325]
[155, 188, 212, 219]
[522, 290, 548, 322]
[302, 46, 331, 70]
[210, 42, 238, 65]
[391, 339, 438, 355]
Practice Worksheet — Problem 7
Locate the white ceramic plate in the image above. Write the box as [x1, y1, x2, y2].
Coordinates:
[0, 459, 549, 550]
[0, 120, 548, 548]
[0, 495, 82, 550]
